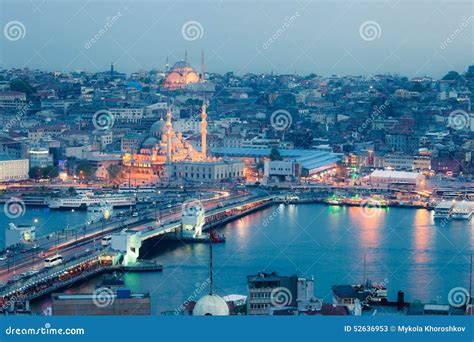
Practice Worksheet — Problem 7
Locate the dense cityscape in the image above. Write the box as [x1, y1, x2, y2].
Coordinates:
[0, 6, 472, 342]
[0, 56, 472, 317]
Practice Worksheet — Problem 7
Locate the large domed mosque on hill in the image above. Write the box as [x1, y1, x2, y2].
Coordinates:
[122, 52, 245, 185]
[163, 51, 201, 90]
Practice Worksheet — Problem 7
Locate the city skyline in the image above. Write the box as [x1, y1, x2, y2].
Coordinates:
[1, 0, 473, 78]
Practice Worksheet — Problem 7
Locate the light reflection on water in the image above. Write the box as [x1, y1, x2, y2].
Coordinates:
[19, 203, 474, 315]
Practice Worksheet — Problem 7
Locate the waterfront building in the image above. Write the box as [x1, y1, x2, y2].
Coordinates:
[172, 159, 244, 183]
[263, 160, 302, 181]
[29, 147, 53, 168]
[369, 170, 425, 188]
[383, 153, 431, 172]
[51, 290, 151, 315]
[213, 148, 340, 178]
[247, 272, 316, 315]
[0, 155, 29, 182]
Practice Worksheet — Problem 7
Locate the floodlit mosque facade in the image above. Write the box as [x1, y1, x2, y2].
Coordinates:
[122, 95, 244, 185]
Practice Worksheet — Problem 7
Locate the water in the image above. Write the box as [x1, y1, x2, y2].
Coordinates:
[4, 204, 473, 315]
[0, 207, 88, 249]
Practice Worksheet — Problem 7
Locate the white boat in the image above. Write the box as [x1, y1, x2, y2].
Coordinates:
[433, 201, 454, 219]
[48, 193, 136, 210]
[451, 202, 474, 220]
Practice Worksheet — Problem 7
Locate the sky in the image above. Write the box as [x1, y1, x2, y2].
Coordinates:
[0, 0, 473, 78]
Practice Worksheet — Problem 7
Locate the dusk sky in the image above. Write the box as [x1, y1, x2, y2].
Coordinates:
[0, 0, 472, 78]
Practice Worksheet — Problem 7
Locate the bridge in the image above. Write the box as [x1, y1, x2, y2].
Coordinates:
[0, 192, 274, 307]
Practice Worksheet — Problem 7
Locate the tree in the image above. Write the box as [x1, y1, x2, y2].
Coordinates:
[270, 147, 282, 161]
[29, 167, 43, 179]
[10, 79, 36, 95]
[441, 71, 461, 81]
[28, 166, 58, 179]
[76, 160, 95, 180]
[107, 164, 123, 182]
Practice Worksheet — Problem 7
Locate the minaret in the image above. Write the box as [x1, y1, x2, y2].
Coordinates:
[200, 51, 207, 158]
[184, 50, 188, 87]
[165, 55, 169, 73]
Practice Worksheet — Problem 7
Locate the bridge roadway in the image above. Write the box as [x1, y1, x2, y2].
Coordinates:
[0, 190, 240, 282]
[0, 191, 274, 296]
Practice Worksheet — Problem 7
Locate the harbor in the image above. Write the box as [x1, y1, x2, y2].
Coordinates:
[0, 200, 468, 315]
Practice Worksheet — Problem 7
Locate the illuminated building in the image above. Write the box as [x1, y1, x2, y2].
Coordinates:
[0, 154, 29, 182]
[163, 51, 200, 90]
[123, 55, 243, 185]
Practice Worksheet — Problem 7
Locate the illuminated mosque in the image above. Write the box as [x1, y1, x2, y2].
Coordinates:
[163, 51, 201, 90]
[123, 53, 244, 185]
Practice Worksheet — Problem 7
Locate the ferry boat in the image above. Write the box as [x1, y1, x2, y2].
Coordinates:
[451, 202, 474, 220]
[325, 195, 343, 205]
[48, 193, 136, 210]
[433, 201, 454, 219]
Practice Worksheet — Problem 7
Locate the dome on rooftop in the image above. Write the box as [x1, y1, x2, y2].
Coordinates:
[193, 294, 229, 316]
[149, 119, 166, 136]
[141, 136, 159, 148]
[163, 59, 200, 90]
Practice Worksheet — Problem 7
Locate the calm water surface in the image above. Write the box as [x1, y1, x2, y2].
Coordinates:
[4, 204, 472, 315]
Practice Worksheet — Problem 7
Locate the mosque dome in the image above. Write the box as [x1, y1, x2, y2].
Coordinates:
[193, 294, 229, 316]
[149, 119, 166, 136]
[141, 136, 159, 148]
[164, 59, 200, 89]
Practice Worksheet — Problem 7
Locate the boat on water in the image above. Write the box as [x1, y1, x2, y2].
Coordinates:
[48, 192, 136, 210]
[325, 195, 343, 205]
[433, 201, 454, 219]
[451, 201, 474, 220]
